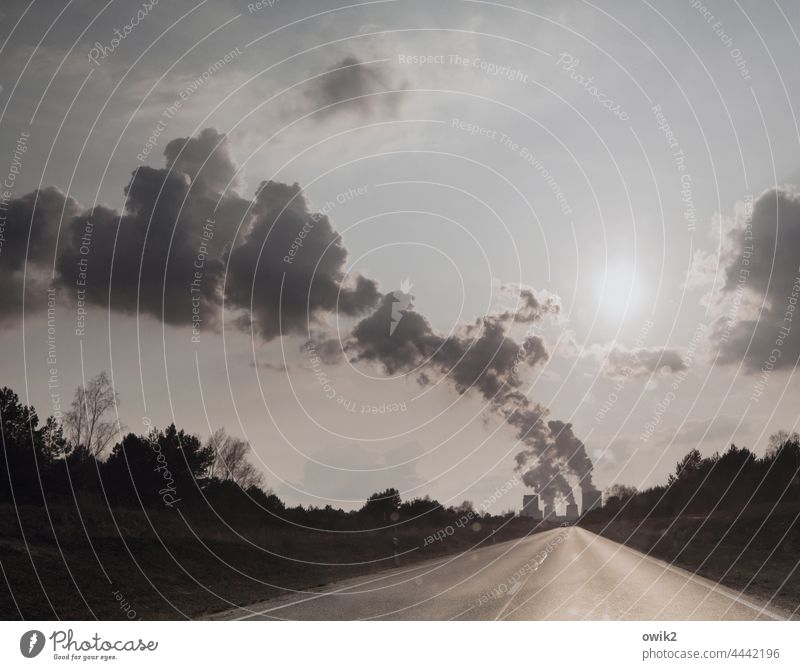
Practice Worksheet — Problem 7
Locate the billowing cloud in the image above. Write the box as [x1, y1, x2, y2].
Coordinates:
[347, 290, 551, 396]
[707, 187, 800, 372]
[163, 127, 243, 194]
[225, 180, 380, 340]
[2, 128, 378, 337]
[0, 186, 80, 322]
[56, 128, 248, 329]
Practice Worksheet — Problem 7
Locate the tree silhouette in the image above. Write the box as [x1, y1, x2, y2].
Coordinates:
[361, 488, 401, 522]
[206, 428, 264, 489]
[63, 371, 120, 457]
[0, 387, 67, 504]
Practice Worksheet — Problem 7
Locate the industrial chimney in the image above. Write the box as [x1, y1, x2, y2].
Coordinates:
[582, 488, 601, 515]
[566, 502, 579, 521]
[521, 494, 542, 519]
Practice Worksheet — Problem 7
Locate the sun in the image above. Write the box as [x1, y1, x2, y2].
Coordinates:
[597, 263, 641, 320]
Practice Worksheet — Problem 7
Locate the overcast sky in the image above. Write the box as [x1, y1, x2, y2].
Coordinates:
[2, 0, 800, 513]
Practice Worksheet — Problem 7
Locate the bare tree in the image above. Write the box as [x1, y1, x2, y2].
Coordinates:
[63, 371, 121, 457]
[207, 428, 263, 489]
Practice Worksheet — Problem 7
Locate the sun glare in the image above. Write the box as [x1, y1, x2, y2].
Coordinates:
[597, 264, 641, 320]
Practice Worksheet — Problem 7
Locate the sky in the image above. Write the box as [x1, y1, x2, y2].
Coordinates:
[2, 0, 800, 513]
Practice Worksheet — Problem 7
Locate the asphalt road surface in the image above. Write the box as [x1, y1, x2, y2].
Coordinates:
[225, 527, 789, 620]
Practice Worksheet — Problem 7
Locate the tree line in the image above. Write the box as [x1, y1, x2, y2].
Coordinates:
[0, 374, 500, 530]
[591, 433, 800, 522]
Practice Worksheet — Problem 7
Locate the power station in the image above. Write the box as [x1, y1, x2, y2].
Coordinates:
[566, 503, 579, 521]
[581, 489, 602, 514]
[521, 494, 542, 519]
[520, 488, 602, 522]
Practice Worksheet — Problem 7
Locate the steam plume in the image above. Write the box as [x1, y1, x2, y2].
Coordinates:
[341, 289, 598, 507]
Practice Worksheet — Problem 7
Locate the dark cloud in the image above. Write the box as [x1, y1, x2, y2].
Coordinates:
[713, 187, 800, 371]
[225, 180, 380, 340]
[348, 294, 440, 374]
[2, 128, 378, 337]
[163, 127, 243, 194]
[346, 292, 550, 397]
[0, 186, 80, 322]
[56, 129, 247, 328]
[302, 56, 408, 121]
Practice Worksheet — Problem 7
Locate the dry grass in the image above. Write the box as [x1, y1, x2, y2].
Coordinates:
[0, 503, 549, 619]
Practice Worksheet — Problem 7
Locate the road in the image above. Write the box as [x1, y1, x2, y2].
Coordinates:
[224, 527, 789, 620]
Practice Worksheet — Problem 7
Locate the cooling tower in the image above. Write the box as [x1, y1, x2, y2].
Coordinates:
[582, 489, 602, 515]
[521, 494, 542, 519]
[566, 503, 579, 520]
